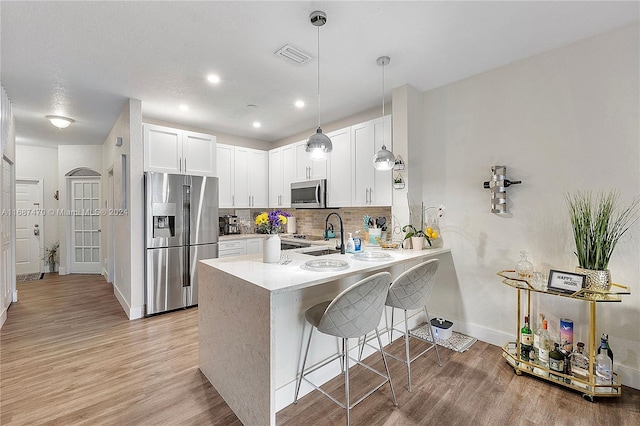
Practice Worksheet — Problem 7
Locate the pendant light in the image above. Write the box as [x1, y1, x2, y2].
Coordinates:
[305, 10, 332, 160]
[372, 56, 395, 171]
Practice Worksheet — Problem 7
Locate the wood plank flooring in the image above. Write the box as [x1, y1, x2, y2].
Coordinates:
[1, 274, 638, 425]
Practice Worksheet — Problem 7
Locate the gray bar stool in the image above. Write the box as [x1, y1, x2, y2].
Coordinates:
[384, 258, 442, 392]
[293, 272, 398, 426]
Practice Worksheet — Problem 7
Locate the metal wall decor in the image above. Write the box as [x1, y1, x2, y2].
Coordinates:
[483, 165, 522, 213]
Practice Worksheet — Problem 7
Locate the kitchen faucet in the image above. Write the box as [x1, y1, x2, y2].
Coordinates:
[324, 212, 345, 254]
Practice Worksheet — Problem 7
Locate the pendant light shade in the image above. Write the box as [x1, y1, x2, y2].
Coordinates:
[306, 11, 332, 159]
[372, 56, 395, 171]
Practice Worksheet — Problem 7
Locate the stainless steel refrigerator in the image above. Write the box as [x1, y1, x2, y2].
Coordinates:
[144, 172, 218, 315]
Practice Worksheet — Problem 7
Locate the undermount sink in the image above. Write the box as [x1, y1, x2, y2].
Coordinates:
[301, 259, 350, 272]
[303, 248, 342, 256]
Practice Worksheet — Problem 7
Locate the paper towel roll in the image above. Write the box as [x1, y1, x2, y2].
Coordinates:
[287, 217, 296, 234]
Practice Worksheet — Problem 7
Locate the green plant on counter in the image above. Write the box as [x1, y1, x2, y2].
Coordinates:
[401, 224, 431, 246]
[565, 190, 639, 270]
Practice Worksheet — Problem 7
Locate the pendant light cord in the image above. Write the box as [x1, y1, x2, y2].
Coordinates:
[317, 24, 321, 128]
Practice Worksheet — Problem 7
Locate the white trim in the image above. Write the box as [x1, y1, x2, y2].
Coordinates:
[113, 283, 144, 320]
[15, 177, 44, 273]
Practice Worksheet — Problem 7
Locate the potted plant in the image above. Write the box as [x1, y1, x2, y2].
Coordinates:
[43, 241, 60, 273]
[402, 224, 430, 250]
[566, 190, 639, 290]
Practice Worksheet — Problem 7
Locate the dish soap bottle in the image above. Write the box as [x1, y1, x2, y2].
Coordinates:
[346, 233, 356, 253]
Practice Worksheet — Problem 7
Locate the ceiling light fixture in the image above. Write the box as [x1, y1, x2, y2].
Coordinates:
[46, 115, 74, 129]
[253, 121, 262, 128]
[179, 104, 189, 111]
[305, 10, 332, 160]
[295, 100, 305, 108]
[372, 56, 395, 171]
[207, 74, 220, 84]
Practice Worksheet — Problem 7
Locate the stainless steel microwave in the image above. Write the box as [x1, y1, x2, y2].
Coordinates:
[291, 179, 326, 209]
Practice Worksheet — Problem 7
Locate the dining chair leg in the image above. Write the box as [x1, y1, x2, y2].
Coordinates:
[344, 338, 350, 426]
[424, 306, 442, 366]
[375, 328, 398, 406]
[403, 309, 412, 392]
[340, 338, 346, 372]
[294, 326, 314, 403]
[357, 333, 366, 361]
[389, 308, 395, 342]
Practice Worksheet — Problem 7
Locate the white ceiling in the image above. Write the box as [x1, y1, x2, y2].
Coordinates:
[2, 1, 638, 148]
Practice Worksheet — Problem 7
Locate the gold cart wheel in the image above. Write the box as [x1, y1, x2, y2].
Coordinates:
[582, 394, 594, 403]
[514, 368, 522, 376]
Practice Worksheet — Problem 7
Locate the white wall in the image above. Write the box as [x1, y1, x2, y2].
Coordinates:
[57, 145, 103, 275]
[102, 98, 144, 319]
[418, 24, 640, 388]
[15, 145, 60, 257]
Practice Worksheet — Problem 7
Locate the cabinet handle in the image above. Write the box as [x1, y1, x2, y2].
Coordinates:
[184, 158, 187, 172]
[369, 187, 373, 204]
[232, 195, 235, 206]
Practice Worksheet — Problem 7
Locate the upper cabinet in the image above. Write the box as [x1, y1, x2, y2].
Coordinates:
[295, 141, 327, 181]
[218, 144, 268, 209]
[351, 115, 392, 207]
[326, 127, 352, 208]
[143, 124, 216, 176]
[216, 143, 235, 208]
[269, 145, 296, 208]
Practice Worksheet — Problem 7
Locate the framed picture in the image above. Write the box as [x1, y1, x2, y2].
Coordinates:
[547, 270, 585, 294]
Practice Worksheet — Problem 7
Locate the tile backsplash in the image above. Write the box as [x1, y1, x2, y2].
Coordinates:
[220, 207, 393, 239]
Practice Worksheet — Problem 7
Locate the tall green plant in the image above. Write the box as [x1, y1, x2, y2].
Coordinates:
[565, 191, 639, 270]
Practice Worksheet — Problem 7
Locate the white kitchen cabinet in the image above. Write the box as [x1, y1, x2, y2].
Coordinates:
[351, 115, 392, 207]
[246, 237, 263, 254]
[143, 124, 216, 176]
[268, 145, 296, 208]
[233, 147, 268, 208]
[268, 148, 283, 208]
[216, 144, 235, 208]
[295, 141, 327, 181]
[219, 240, 246, 258]
[326, 127, 352, 207]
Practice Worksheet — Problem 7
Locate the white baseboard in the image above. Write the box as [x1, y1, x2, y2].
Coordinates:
[58, 267, 67, 275]
[113, 283, 144, 320]
[0, 307, 6, 329]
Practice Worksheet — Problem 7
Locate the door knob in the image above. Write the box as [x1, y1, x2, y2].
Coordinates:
[33, 224, 40, 236]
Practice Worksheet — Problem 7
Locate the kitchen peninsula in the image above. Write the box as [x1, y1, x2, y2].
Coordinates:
[198, 245, 451, 426]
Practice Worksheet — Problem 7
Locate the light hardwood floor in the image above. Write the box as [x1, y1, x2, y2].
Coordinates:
[1, 274, 638, 425]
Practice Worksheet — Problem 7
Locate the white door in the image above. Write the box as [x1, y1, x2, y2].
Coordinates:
[249, 149, 268, 208]
[1, 158, 15, 314]
[106, 168, 114, 283]
[268, 148, 283, 208]
[69, 178, 101, 274]
[216, 144, 234, 208]
[281, 145, 296, 207]
[143, 124, 182, 174]
[234, 147, 250, 207]
[326, 128, 352, 208]
[15, 180, 43, 274]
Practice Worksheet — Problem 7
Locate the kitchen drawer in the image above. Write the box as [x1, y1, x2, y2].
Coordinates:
[219, 240, 246, 251]
[218, 248, 246, 258]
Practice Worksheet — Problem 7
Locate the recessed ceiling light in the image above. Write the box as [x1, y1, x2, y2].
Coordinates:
[179, 104, 189, 111]
[295, 100, 305, 108]
[46, 115, 74, 129]
[207, 74, 220, 84]
[252, 121, 262, 128]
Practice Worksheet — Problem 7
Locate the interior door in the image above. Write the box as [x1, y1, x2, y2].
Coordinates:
[69, 178, 101, 274]
[15, 180, 43, 275]
[1, 158, 15, 313]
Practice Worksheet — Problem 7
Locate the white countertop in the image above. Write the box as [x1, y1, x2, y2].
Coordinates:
[200, 246, 451, 294]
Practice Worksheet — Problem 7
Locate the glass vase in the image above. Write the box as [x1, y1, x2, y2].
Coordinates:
[425, 210, 443, 249]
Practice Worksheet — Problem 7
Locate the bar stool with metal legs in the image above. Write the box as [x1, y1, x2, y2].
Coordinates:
[384, 258, 442, 392]
[293, 272, 398, 426]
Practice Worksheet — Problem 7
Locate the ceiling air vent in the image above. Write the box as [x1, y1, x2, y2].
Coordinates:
[274, 44, 312, 65]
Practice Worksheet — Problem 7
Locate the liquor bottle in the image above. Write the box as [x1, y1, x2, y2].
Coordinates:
[533, 316, 549, 362]
[595, 339, 613, 389]
[571, 342, 590, 381]
[597, 333, 614, 364]
[559, 346, 572, 383]
[549, 343, 565, 381]
[515, 251, 533, 279]
[520, 315, 533, 361]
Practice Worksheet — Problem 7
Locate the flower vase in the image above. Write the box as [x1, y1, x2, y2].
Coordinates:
[575, 267, 611, 291]
[263, 234, 281, 264]
[425, 213, 443, 249]
[411, 236, 425, 251]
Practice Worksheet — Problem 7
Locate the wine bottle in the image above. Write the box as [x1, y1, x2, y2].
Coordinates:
[483, 179, 522, 189]
[520, 315, 533, 361]
[549, 343, 564, 381]
[597, 333, 613, 364]
[595, 339, 613, 389]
